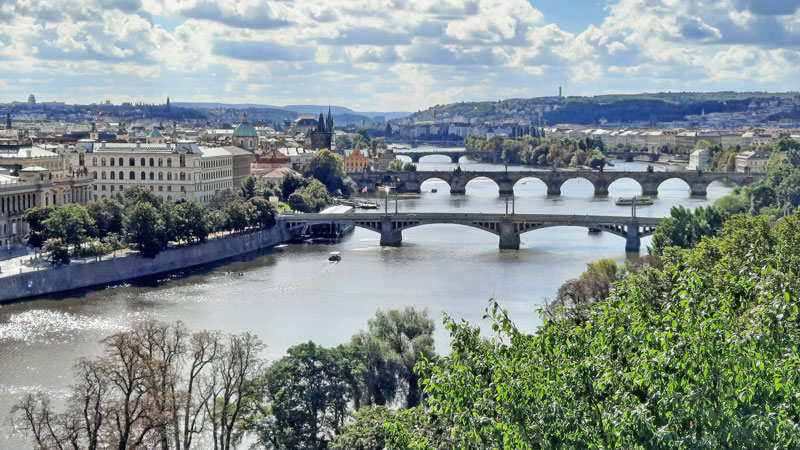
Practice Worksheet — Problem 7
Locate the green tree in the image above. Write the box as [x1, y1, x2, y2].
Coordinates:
[356, 128, 372, 143]
[42, 205, 95, 253]
[386, 213, 800, 449]
[650, 205, 729, 254]
[281, 173, 310, 200]
[306, 148, 348, 195]
[42, 238, 70, 264]
[124, 202, 166, 257]
[123, 185, 161, 207]
[744, 183, 777, 215]
[223, 201, 255, 232]
[87, 198, 124, 237]
[240, 175, 258, 200]
[248, 197, 277, 228]
[386, 158, 405, 172]
[257, 342, 358, 450]
[332, 406, 395, 450]
[175, 200, 211, 243]
[160, 201, 181, 243]
[588, 151, 607, 170]
[209, 188, 243, 211]
[23, 206, 55, 248]
[713, 193, 749, 214]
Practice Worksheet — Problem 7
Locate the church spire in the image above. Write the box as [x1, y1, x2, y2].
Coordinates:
[318, 110, 325, 132]
[326, 106, 333, 132]
[242, 112, 249, 124]
[5, 113, 11, 130]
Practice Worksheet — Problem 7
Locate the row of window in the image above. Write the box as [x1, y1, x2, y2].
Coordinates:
[202, 170, 231, 180]
[90, 155, 187, 168]
[93, 171, 191, 181]
[1, 193, 36, 214]
[94, 184, 185, 193]
[202, 158, 231, 169]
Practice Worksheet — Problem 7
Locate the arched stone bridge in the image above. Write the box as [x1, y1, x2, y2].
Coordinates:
[395, 150, 501, 163]
[393, 150, 658, 164]
[350, 170, 764, 196]
[280, 212, 664, 252]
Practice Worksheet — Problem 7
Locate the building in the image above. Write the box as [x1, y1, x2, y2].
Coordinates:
[222, 146, 255, 189]
[374, 149, 396, 171]
[71, 140, 241, 205]
[232, 113, 258, 151]
[344, 148, 370, 173]
[688, 148, 711, 171]
[0, 146, 66, 172]
[310, 109, 334, 150]
[146, 128, 166, 144]
[0, 166, 92, 250]
[258, 167, 300, 186]
[735, 150, 780, 173]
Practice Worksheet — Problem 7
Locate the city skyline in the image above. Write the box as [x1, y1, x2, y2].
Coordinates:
[1, 0, 799, 111]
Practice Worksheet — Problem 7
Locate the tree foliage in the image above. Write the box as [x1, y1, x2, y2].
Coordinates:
[385, 212, 800, 449]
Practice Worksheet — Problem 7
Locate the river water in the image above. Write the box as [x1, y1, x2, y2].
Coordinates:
[0, 152, 732, 446]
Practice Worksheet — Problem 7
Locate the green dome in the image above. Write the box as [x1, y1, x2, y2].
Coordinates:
[233, 113, 257, 138]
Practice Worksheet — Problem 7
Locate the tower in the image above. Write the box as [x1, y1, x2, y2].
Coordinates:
[326, 107, 333, 132]
[171, 120, 177, 142]
[5, 113, 10, 130]
[166, 96, 171, 113]
[310, 110, 333, 150]
[558, 86, 562, 98]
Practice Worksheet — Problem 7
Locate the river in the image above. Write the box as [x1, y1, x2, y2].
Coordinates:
[0, 153, 732, 446]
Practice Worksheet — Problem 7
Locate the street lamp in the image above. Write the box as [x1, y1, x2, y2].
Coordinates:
[384, 185, 390, 215]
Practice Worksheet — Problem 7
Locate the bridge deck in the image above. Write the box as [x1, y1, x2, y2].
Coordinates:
[283, 212, 663, 226]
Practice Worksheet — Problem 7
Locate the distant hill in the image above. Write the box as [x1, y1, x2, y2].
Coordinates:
[408, 91, 800, 126]
[174, 102, 409, 122]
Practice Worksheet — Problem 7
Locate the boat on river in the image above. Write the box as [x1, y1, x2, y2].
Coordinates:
[616, 196, 653, 206]
[328, 252, 341, 262]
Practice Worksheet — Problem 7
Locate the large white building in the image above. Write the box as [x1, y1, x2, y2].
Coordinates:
[70, 140, 244, 205]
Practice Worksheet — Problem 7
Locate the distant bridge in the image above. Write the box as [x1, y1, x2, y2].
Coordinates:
[280, 212, 665, 252]
[393, 149, 659, 164]
[395, 150, 501, 163]
[351, 170, 763, 196]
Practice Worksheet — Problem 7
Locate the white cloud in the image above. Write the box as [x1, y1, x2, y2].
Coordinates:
[0, 0, 799, 110]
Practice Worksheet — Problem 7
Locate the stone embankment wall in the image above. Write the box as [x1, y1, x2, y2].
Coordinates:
[0, 226, 294, 303]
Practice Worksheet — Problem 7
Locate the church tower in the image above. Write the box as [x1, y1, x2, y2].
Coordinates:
[310, 109, 333, 150]
[166, 96, 171, 113]
[5, 113, 11, 130]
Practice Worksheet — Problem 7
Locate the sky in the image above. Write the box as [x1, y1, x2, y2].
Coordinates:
[0, 0, 799, 111]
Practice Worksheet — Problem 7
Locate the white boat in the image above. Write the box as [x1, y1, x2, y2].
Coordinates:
[616, 196, 653, 206]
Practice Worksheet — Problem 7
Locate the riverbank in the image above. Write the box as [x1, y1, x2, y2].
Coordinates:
[0, 226, 296, 303]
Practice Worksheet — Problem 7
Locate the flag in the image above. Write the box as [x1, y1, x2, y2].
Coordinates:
[361, 186, 369, 193]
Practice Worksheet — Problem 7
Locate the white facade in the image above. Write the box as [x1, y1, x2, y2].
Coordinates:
[688, 148, 711, 171]
[71, 140, 235, 205]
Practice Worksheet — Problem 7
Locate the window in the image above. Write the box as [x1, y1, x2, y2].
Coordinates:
[79, 153, 85, 166]
[129, 157, 135, 166]
[167, 172, 172, 181]
[92, 171, 97, 179]
[158, 172, 163, 181]
[141, 171, 146, 180]
[167, 186, 172, 192]
[149, 158, 154, 167]
[140, 158, 145, 166]
[180, 186, 185, 192]
[118, 158, 123, 166]
[93, 185, 97, 191]
[180, 154, 185, 167]
[110, 185, 114, 191]
[167, 158, 172, 167]
[159, 186, 163, 191]
[119, 171, 124, 180]
[101, 157, 106, 166]
[102, 185, 106, 191]
[101, 172, 107, 180]
[110, 172, 115, 180]
[158, 158, 163, 167]
[150, 172, 154, 180]
[92, 157, 97, 166]
[110, 158, 115, 166]
[129, 171, 135, 180]
[180, 172, 185, 181]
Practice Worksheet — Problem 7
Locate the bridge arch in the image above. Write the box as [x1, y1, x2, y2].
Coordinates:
[419, 176, 451, 193]
[656, 177, 691, 197]
[395, 154, 413, 163]
[463, 175, 501, 196]
[511, 176, 548, 196]
[559, 176, 596, 197]
[608, 177, 644, 196]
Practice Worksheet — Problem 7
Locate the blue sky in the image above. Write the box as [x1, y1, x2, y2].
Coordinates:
[0, 0, 799, 111]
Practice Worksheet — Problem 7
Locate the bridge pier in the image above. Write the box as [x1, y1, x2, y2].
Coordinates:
[594, 181, 609, 196]
[546, 181, 561, 196]
[450, 180, 466, 195]
[625, 222, 641, 253]
[689, 183, 707, 196]
[641, 182, 659, 197]
[379, 217, 402, 247]
[497, 180, 514, 196]
[499, 220, 520, 250]
[410, 155, 421, 163]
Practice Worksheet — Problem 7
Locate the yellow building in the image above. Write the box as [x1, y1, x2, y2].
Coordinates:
[344, 148, 370, 173]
